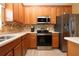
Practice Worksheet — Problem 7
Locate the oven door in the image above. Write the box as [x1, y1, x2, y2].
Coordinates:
[37, 34, 52, 49]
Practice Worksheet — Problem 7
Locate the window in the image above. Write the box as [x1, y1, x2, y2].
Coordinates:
[5, 4, 13, 21]
[6, 9, 13, 21]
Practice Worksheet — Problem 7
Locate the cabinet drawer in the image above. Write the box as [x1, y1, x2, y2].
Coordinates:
[53, 33, 58, 37]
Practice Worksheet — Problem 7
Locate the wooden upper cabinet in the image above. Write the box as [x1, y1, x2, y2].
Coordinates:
[56, 6, 64, 16]
[13, 3, 19, 22]
[56, 6, 72, 16]
[63, 6, 72, 14]
[50, 7, 57, 24]
[24, 7, 30, 24]
[18, 4, 24, 24]
[13, 3, 24, 24]
[29, 7, 38, 24]
[38, 7, 50, 16]
[24, 6, 72, 24]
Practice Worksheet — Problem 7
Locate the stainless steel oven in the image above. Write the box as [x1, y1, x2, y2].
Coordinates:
[37, 30, 52, 49]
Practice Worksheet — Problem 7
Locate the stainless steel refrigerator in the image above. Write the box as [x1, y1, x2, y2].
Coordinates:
[69, 14, 79, 37]
[55, 14, 70, 52]
[55, 14, 79, 52]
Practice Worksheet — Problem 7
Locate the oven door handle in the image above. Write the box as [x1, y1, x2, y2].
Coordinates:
[37, 34, 52, 36]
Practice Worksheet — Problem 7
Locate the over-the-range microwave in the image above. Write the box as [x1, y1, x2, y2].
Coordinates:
[37, 16, 50, 24]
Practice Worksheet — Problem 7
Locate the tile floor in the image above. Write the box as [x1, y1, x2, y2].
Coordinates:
[25, 49, 67, 56]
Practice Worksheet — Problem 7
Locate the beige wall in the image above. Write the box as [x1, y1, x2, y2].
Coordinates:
[72, 3, 79, 14]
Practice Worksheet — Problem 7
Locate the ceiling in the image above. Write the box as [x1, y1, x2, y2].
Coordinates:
[23, 3, 73, 6]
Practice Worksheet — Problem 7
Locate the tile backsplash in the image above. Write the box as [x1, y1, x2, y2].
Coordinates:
[1, 22, 55, 33]
[25, 24, 54, 32]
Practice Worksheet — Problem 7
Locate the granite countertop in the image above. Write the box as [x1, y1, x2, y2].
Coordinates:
[64, 37, 79, 44]
[0, 30, 58, 47]
[0, 31, 36, 47]
[52, 32, 59, 33]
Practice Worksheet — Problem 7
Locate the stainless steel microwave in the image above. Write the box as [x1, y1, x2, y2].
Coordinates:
[37, 16, 50, 24]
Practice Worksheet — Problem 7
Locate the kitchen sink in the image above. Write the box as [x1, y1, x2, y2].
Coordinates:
[0, 36, 14, 42]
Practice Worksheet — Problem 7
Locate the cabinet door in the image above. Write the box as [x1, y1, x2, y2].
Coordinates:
[24, 7, 30, 24]
[29, 33, 37, 48]
[63, 6, 72, 14]
[25, 34, 30, 48]
[14, 43, 22, 56]
[13, 3, 19, 22]
[18, 4, 24, 24]
[56, 7, 63, 16]
[38, 7, 50, 16]
[22, 37, 26, 56]
[30, 37, 36, 48]
[29, 7, 38, 24]
[52, 33, 59, 48]
[50, 7, 57, 24]
[6, 50, 13, 56]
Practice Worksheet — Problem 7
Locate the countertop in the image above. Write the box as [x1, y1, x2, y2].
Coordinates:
[0, 31, 58, 47]
[0, 31, 36, 47]
[52, 32, 59, 33]
[64, 37, 79, 44]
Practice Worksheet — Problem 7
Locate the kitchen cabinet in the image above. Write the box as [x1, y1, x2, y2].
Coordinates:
[38, 7, 50, 16]
[56, 6, 72, 16]
[24, 6, 50, 24]
[63, 6, 72, 14]
[0, 37, 21, 56]
[50, 7, 57, 24]
[6, 50, 14, 56]
[5, 4, 72, 24]
[28, 33, 37, 48]
[18, 4, 24, 24]
[21, 34, 28, 56]
[13, 3, 24, 24]
[67, 41, 79, 56]
[29, 7, 38, 24]
[25, 7, 36, 24]
[24, 7, 30, 24]
[13, 3, 19, 22]
[22, 38, 26, 56]
[52, 33, 59, 48]
[56, 6, 64, 16]
[14, 42, 22, 56]
[24, 6, 72, 24]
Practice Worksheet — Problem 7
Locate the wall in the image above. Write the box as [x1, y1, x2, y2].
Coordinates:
[72, 3, 79, 13]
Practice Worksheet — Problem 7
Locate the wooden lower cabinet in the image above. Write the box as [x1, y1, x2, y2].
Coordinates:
[30, 37, 36, 48]
[0, 37, 21, 56]
[25, 34, 30, 49]
[14, 42, 22, 56]
[28, 33, 37, 49]
[21, 35, 27, 56]
[0, 33, 37, 56]
[6, 50, 14, 56]
[52, 33, 59, 48]
[22, 40, 26, 56]
[67, 41, 79, 56]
